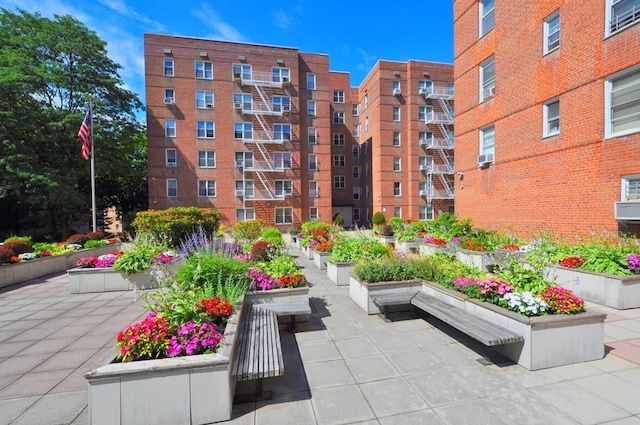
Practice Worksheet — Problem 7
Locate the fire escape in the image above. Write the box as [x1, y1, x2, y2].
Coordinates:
[234, 68, 293, 203]
[421, 85, 454, 205]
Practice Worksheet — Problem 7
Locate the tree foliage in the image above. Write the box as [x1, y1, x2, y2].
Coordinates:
[0, 8, 146, 240]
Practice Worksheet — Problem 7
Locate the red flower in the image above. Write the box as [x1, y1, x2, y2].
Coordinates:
[196, 297, 233, 319]
[559, 256, 584, 269]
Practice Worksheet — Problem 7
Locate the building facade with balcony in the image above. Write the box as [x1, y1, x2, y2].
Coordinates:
[145, 34, 452, 228]
[454, 0, 640, 238]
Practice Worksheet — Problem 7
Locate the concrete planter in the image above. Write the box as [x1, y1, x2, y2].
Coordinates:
[85, 298, 246, 425]
[374, 235, 395, 245]
[68, 268, 131, 293]
[552, 266, 640, 310]
[244, 285, 310, 323]
[420, 282, 606, 370]
[295, 239, 301, 250]
[419, 243, 449, 256]
[327, 261, 355, 286]
[456, 248, 495, 271]
[349, 276, 423, 315]
[313, 251, 330, 270]
[304, 246, 314, 260]
[0, 244, 120, 289]
[396, 240, 417, 254]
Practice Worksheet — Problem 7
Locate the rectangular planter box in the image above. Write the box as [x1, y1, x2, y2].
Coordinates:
[419, 243, 449, 256]
[552, 266, 640, 310]
[313, 251, 330, 270]
[243, 285, 310, 323]
[374, 236, 396, 245]
[68, 268, 131, 293]
[349, 276, 423, 315]
[420, 282, 606, 370]
[327, 261, 355, 286]
[304, 246, 314, 260]
[396, 240, 417, 254]
[456, 248, 495, 272]
[85, 297, 246, 425]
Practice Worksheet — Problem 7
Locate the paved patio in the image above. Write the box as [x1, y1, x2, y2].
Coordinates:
[1, 244, 640, 425]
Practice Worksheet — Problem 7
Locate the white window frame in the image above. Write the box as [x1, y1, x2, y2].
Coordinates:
[419, 156, 433, 171]
[309, 207, 319, 221]
[393, 182, 401, 197]
[353, 124, 361, 137]
[418, 80, 433, 93]
[333, 90, 345, 103]
[605, 66, 640, 138]
[273, 124, 291, 141]
[607, 0, 640, 36]
[309, 181, 319, 198]
[334, 111, 345, 124]
[273, 96, 291, 113]
[479, 0, 495, 38]
[480, 56, 496, 102]
[233, 93, 252, 111]
[307, 100, 316, 116]
[167, 179, 177, 197]
[196, 91, 214, 109]
[165, 119, 176, 138]
[544, 11, 560, 54]
[365, 116, 369, 132]
[196, 121, 215, 139]
[621, 174, 640, 201]
[333, 133, 345, 146]
[307, 73, 316, 90]
[480, 124, 496, 156]
[394, 207, 402, 218]
[234, 122, 253, 140]
[236, 208, 255, 222]
[364, 94, 369, 109]
[195, 61, 213, 79]
[271, 67, 290, 83]
[164, 88, 175, 104]
[334, 154, 346, 167]
[275, 207, 293, 225]
[419, 106, 433, 122]
[198, 180, 216, 198]
[233, 64, 252, 80]
[353, 166, 360, 179]
[165, 148, 177, 168]
[309, 154, 318, 171]
[334, 176, 346, 189]
[235, 151, 254, 168]
[393, 156, 401, 172]
[308, 127, 317, 144]
[353, 187, 361, 200]
[274, 152, 292, 170]
[163, 58, 174, 77]
[392, 80, 401, 93]
[392, 106, 401, 121]
[197, 151, 216, 168]
[275, 180, 293, 197]
[235, 180, 255, 199]
[392, 131, 401, 146]
[543, 98, 560, 137]
[419, 205, 434, 221]
[352, 103, 360, 116]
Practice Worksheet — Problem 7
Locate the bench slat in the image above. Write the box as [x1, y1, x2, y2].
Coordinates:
[256, 302, 311, 316]
[411, 292, 524, 346]
[371, 292, 417, 307]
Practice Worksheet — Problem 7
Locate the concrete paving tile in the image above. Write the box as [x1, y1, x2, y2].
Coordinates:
[13, 302, 55, 313]
[401, 328, 455, 348]
[7, 326, 58, 342]
[0, 353, 52, 375]
[295, 329, 331, 345]
[37, 317, 79, 329]
[385, 348, 442, 375]
[326, 322, 366, 341]
[589, 353, 639, 372]
[599, 417, 640, 425]
[304, 359, 356, 389]
[19, 336, 77, 355]
[484, 389, 580, 425]
[0, 395, 39, 425]
[0, 311, 34, 322]
[50, 368, 89, 394]
[225, 400, 255, 425]
[47, 323, 99, 339]
[530, 381, 629, 425]
[389, 317, 434, 332]
[32, 348, 99, 373]
[499, 363, 565, 389]
[334, 337, 380, 359]
[574, 374, 640, 414]
[610, 320, 640, 333]
[255, 391, 315, 425]
[56, 307, 97, 318]
[359, 377, 427, 418]
[608, 341, 640, 365]
[298, 341, 342, 363]
[550, 362, 605, 381]
[612, 367, 640, 387]
[70, 406, 88, 425]
[0, 369, 73, 399]
[449, 364, 523, 396]
[9, 390, 87, 425]
[367, 332, 418, 353]
[345, 354, 400, 383]
[405, 369, 478, 408]
[0, 329, 23, 343]
[605, 323, 640, 341]
[434, 399, 510, 425]
[423, 341, 482, 367]
[46, 301, 84, 311]
[19, 309, 62, 320]
[310, 385, 376, 425]
[0, 373, 19, 392]
[378, 409, 444, 425]
[627, 338, 640, 347]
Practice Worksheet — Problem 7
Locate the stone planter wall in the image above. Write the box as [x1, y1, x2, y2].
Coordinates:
[349, 276, 423, 315]
[420, 282, 606, 370]
[552, 266, 640, 310]
[85, 297, 246, 425]
[68, 268, 130, 293]
[374, 236, 396, 246]
[419, 243, 449, 257]
[456, 248, 495, 272]
[0, 244, 120, 289]
[313, 251, 330, 270]
[304, 246, 314, 260]
[396, 240, 417, 254]
[327, 261, 355, 286]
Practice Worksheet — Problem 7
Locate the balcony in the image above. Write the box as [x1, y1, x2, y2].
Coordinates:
[419, 137, 454, 149]
[423, 86, 454, 100]
[241, 159, 291, 172]
[236, 103, 283, 116]
[235, 130, 290, 144]
[425, 112, 453, 125]
[237, 70, 287, 89]
[419, 163, 454, 174]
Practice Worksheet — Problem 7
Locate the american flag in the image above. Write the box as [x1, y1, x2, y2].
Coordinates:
[77, 109, 91, 160]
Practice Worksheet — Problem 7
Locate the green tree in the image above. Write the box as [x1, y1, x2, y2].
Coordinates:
[0, 9, 146, 239]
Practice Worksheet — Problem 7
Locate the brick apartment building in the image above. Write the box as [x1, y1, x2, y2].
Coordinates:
[454, 0, 640, 238]
[144, 34, 453, 228]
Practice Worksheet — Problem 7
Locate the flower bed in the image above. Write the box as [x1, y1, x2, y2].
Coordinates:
[349, 275, 423, 315]
[420, 282, 606, 370]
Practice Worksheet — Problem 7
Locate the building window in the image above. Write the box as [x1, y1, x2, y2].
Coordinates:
[309, 181, 319, 198]
[418, 80, 433, 94]
[309, 154, 318, 171]
[334, 154, 346, 167]
[352, 146, 360, 158]
[419, 131, 433, 145]
[333, 133, 345, 146]
[307, 73, 316, 90]
[479, 0, 495, 37]
[393, 157, 401, 172]
[164, 88, 175, 104]
[274, 152, 292, 169]
[353, 208, 361, 222]
[334, 111, 345, 124]
[233, 64, 252, 80]
[365, 116, 369, 132]
[235, 180, 254, 199]
[198, 180, 216, 197]
[333, 90, 345, 103]
[196, 91, 214, 109]
[480, 56, 496, 102]
[353, 124, 361, 137]
[273, 124, 291, 141]
[271, 67, 290, 83]
[234, 122, 253, 140]
[233, 93, 252, 111]
[352, 103, 360, 116]
[163, 58, 174, 77]
[196, 121, 215, 138]
[275, 207, 293, 225]
[165, 119, 176, 137]
[273, 96, 291, 113]
[236, 208, 255, 222]
[235, 151, 254, 168]
[393, 182, 401, 197]
[419, 156, 433, 171]
[622, 175, 640, 201]
[419, 205, 434, 220]
[606, 67, 640, 138]
[392, 106, 401, 121]
[307, 100, 316, 116]
[167, 179, 177, 197]
[480, 124, 496, 156]
[195, 61, 213, 79]
[309, 207, 318, 221]
[365, 185, 370, 199]
[544, 12, 560, 54]
[165, 149, 177, 168]
[364, 94, 369, 109]
[394, 207, 402, 218]
[608, 0, 640, 35]
[392, 132, 401, 146]
[419, 181, 431, 196]
[197, 151, 216, 168]
[275, 180, 293, 197]
[543, 99, 560, 137]
[308, 127, 317, 144]
[392, 80, 401, 94]
[353, 166, 360, 179]
[334, 176, 346, 189]
[419, 106, 433, 122]
[353, 187, 361, 200]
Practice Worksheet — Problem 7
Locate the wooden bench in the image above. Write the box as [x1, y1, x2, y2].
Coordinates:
[411, 292, 524, 346]
[370, 292, 418, 322]
[254, 301, 312, 332]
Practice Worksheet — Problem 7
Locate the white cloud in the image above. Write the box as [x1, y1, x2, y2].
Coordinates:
[272, 10, 292, 30]
[356, 48, 377, 72]
[96, 0, 165, 32]
[189, 4, 245, 42]
[0, 0, 89, 20]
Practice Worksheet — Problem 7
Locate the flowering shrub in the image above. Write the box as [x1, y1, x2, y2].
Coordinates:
[116, 312, 170, 362]
[195, 297, 233, 321]
[627, 254, 640, 273]
[67, 243, 82, 251]
[95, 253, 122, 268]
[248, 267, 278, 291]
[278, 274, 307, 288]
[500, 292, 549, 316]
[450, 276, 513, 303]
[86, 231, 105, 240]
[451, 276, 482, 298]
[166, 322, 224, 357]
[423, 236, 447, 246]
[67, 234, 88, 247]
[540, 286, 584, 314]
[315, 241, 334, 252]
[558, 256, 584, 269]
[76, 256, 98, 268]
[459, 239, 489, 252]
[154, 252, 174, 265]
[250, 240, 281, 262]
[10, 256, 21, 263]
[4, 240, 31, 255]
[499, 244, 520, 251]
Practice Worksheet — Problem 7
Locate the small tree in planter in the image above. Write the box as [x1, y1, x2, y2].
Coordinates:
[372, 211, 386, 226]
[132, 207, 221, 248]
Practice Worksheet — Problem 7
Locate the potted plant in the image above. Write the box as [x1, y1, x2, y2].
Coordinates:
[327, 234, 389, 286]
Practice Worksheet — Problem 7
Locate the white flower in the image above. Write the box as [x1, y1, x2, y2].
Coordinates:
[18, 252, 37, 260]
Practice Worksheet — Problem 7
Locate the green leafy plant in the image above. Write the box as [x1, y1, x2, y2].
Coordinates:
[388, 217, 404, 234]
[328, 233, 389, 263]
[232, 219, 267, 243]
[372, 211, 386, 226]
[495, 257, 551, 294]
[175, 253, 249, 290]
[132, 207, 221, 248]
[85, 239, 108, 248]
[333, 213, 345, 227]
[259, 227, 284, 245]
[112, 243, 162, 276]
[257, 255, 302, 278]
[352, 257, 416, 283]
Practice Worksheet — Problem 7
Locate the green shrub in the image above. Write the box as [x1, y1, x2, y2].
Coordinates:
[372, 211, 386, 226]
[4, 235, 32, 246]
[328, 234, 389, 263]
[132, 207, 221, 248]
[333, 213, 344, 227]
[258, 255, 301, 278]
[300, 220, 333, 235]
[232, 219, 266, 243]
[85, 239, 108, 248]
[113, 243, 161, 276]
[260, 227, 284, 245]
[353, 257, 416, 283]
[388, 217, 404, 234]
[175, 253, 249, 290]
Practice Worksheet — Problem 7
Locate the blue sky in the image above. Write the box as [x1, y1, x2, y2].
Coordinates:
[0, 0, 454, 121]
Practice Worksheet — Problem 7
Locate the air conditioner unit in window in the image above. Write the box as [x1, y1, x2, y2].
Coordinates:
[282, 77, 289, 85]
[235, 160, 244, 168]
[478, 153, 494, 166]
[233, 72, 241, 80]
[234, 103, 242, 110]
[418, 138, 428, 146]
[392, 88, 401, 96]
[166, 162, 177, 168]
[235, 190, 244, 197]
[418, 88, 428, 95]
[615, 202, 640, 220]
[164, 98, 174, 105]
[483, 86, 496, 99]
[419, 190, 429, 197]
[205, 103, 213, 108]
[419, 164, 430, 171]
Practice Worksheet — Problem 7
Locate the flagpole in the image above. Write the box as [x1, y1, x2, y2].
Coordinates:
[89, 97, 97, 232]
